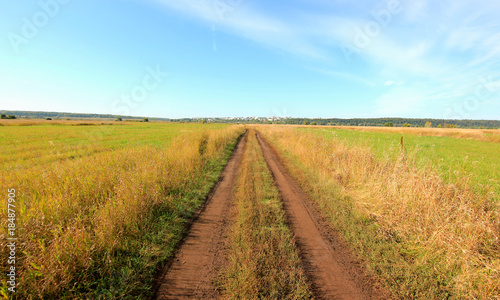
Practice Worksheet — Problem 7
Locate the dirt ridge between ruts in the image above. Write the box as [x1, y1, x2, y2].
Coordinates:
[256, 132, 386, 300]
[155, 132, 247, 299]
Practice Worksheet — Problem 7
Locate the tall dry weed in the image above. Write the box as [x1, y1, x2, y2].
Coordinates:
[257, 125, 500, 299]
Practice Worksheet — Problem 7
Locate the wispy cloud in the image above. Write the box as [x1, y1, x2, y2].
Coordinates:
[154, 0, 500, 118]
[153, 0, 327, 59]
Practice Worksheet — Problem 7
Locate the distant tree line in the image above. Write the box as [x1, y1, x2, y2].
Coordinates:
[280, 118, 500, 129]
[1, 110, 151, 121]
[2, 111, 499, 129]
[179, 117, 500, 128]
[1, 114, 16, 119]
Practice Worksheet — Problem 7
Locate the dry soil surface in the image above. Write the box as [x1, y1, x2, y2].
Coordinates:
[256, 132, 386, 300]
[155, 133, 247, 299]
[156, 131, 386, 299]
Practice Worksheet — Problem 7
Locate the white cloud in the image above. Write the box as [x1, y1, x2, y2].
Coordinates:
[153, 0, 500, 118]
[153, 0, 328, 59]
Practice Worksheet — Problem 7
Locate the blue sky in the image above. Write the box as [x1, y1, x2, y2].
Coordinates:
[1, 0, 500, 119]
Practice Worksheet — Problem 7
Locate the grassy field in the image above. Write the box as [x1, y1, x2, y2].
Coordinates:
[0, 121, 244, 299]
[320, 125, 500, 143]
[218, 130, 311, 299]
[0, 120, 230, 170]
[299, 126, 500, 200]
[3, 121, 499, 299]
[256, 125, 500, 299]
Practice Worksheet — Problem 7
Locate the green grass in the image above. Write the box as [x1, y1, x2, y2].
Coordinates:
[0, 122, 231, 171]
[300, 127, 500, 200]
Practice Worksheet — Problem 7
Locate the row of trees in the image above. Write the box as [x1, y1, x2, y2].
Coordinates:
[287, 118, 499, 129]
[303, 120, 463, 128]
[2, 111, 499, 129]
[116, 117, 149, 122]
[1, 111, 151, 122]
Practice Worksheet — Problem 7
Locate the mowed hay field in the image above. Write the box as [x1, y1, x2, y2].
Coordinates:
[0, 120, 244, 299]
[256, 125, 500, 299]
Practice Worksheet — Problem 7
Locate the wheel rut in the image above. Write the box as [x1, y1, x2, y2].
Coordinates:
[155, 133, 247, 299]
[156, 130, 385, 299]
[256, 132, 385, 300]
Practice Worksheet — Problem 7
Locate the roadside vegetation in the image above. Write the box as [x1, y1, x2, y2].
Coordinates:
[218, 130, 311, 299]
[256, 125, 500, 299]
[0, 122, 244, 299]
[299, 126, 500, 200]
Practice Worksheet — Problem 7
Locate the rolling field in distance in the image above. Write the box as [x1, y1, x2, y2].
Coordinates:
[0, 121, 244, 298]
[256, 125, 499, 299]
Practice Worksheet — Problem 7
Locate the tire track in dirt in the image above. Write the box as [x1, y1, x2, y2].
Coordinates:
[155, 133, 247, 299]
[256, 132, 385, 300]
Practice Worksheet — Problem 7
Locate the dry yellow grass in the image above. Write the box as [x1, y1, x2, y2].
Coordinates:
[219, 130, 311, 299]
[256, 125, 500, 299]
[0, 119, 119, 126]
[0, 124, 244, 298]
[292, 124, 500, 143]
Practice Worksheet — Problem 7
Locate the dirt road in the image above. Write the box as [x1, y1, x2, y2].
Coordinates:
[155, 133, 247, 299]
[156, 130, 384, 299]
[256, 133, 384, 300]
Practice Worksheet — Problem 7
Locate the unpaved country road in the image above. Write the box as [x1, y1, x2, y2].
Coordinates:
[155, 133, 247, 299]
[256, 132, 385, 300]
[156, 130, 384, 299]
